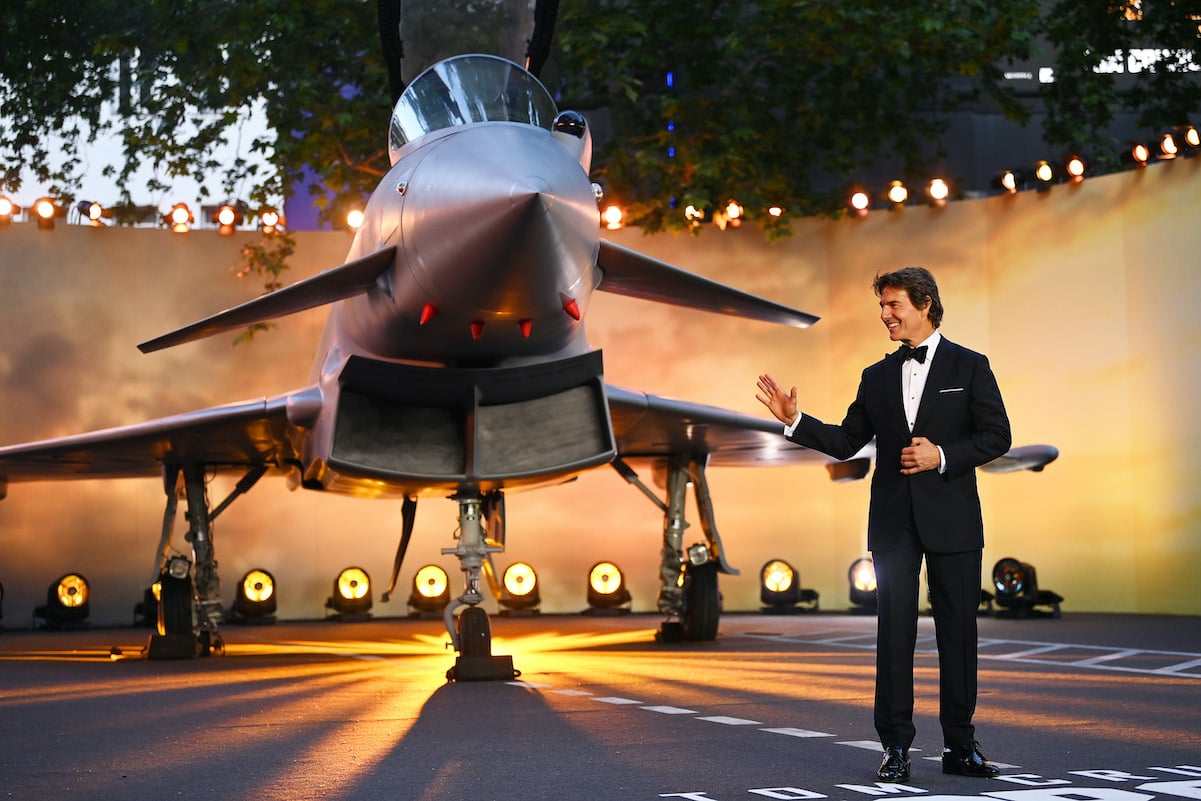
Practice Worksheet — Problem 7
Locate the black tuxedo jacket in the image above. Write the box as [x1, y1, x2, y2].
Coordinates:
[788, 337, 1011, 553]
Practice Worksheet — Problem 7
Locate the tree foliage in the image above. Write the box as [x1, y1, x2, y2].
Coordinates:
[1, 0, 1198, 236]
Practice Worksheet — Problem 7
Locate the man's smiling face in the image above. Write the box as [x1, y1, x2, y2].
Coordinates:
[879, 285, 934, 346]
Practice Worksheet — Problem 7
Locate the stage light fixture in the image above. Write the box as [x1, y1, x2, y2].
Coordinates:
[1065, 154, 1087, 182]
[74, 200, 111, 226]
[258, 208, 285, 233]
[991, 169, 1024, 194]
[231, 568, 277, 622]
[1123, 141, 1153, 167]
[408, 564, 450, 616]
[0, 195, 18, 225]
[886, 180, 909, 207]
[35, 572, 91, 629]
[326, 566, 373, 619]
[210, 203, 244, 235]
[1158, 131, 1180, 160]
[848, 558, 878, 613]
[716, 199, 743, 229]
[991, 557, 1063, 618]
[926, 177, 950, 206]
[601, 204, 624, 230]
[164, 203, 194, 233]
[1181, 124, 1201, 151]
[584, 561, 632, 614]
[499, 561, 541, 613]
[848, 188, 871, 216]
[760, 559, 820, 613]
[33, 197, 61, 230]
[1034, 160, 1057, 187]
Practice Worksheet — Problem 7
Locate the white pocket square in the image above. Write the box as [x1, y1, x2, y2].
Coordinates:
[939, 387, 965, 393]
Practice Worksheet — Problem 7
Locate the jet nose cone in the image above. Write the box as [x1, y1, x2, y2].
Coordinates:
[400, 123, 600, 315]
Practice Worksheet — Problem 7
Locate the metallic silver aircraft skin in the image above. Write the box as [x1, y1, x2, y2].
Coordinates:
[0, 55, 1057, 672]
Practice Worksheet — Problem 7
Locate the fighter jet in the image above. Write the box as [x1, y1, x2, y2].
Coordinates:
[0, 52, 1056, 679]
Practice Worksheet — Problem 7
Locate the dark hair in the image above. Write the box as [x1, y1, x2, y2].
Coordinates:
[873, 267, 943, 328]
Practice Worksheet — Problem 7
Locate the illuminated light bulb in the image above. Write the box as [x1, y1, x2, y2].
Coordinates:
[927, 178, 950, 202]
[886, 181, 908, 205]
[601, 204, 624, 230]
[346, 208, 365, 229]
[1034, 161, 1055, 183]
[1066, 155, 1086, 181]
[849, 191, 870, 212]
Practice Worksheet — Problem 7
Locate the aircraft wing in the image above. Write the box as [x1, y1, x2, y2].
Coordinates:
[597, 240, 820, 328]
[0, 396, 295, 490]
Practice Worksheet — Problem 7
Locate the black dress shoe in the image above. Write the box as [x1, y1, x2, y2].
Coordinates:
[877, 746, 911, 782]
[942, 742, 1001, 777]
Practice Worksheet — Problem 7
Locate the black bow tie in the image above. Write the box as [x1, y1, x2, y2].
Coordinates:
[897, 345, 928, 364]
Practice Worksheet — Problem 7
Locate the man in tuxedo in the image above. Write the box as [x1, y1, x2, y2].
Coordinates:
[755, 267, 1010, 782]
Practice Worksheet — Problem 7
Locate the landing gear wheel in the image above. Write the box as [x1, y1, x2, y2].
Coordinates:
[157, 574, 193, 636]
[682, 561, 720, 642]
[457, 605, 492, 658]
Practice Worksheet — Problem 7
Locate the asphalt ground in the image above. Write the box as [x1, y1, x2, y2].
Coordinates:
[1, 611, 1199, 801]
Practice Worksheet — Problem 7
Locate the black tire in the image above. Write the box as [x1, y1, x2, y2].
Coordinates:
[157, 574, 193, 637]
[457, 606, 492, 657]
[682, 561, 720, 642]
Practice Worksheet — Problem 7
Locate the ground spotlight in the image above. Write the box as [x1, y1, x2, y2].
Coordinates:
[499, 562, 541, 614]
[408, 564, 450, 616]
[848, 558, 877, 613]
[326, 567, 372, 619]
[1033, 160, 1057, 189]
[584, 561, 631, 615]
[231, 568, 277, 623]
[992, 557, 1063, 618]
[886, 180, 909, 208]
[760, 559, 819, 614]
[35, 573, 91, 629]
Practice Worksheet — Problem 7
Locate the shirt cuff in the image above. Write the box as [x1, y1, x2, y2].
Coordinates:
[783, 412, 802, 437]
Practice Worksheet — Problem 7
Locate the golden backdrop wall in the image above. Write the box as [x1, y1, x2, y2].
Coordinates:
[1, 159, 1198, 624]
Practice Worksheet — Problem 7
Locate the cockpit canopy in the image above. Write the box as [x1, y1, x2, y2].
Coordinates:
[388, 54, 559, 164]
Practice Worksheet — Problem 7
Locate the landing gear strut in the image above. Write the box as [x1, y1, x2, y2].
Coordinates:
[612, 456, 736, 644]
[441, 491, 518, 681]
